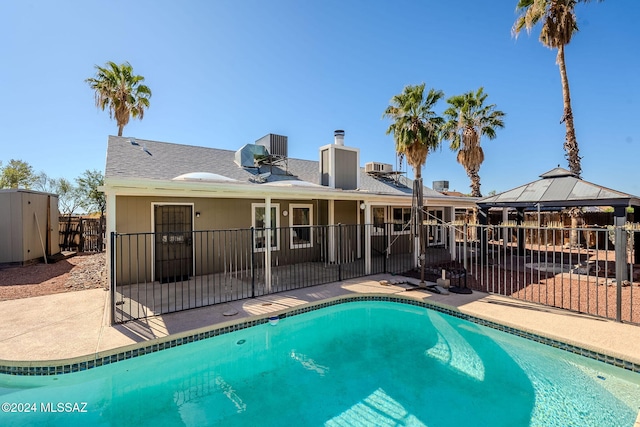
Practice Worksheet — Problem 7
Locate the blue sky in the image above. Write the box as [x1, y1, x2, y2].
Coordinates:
[1, 0, 638, 196]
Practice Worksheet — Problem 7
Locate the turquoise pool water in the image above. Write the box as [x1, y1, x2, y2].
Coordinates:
[1, 301, 639, 426]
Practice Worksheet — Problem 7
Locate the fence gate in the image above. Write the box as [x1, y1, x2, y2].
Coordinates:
[59, 216, 105, 252]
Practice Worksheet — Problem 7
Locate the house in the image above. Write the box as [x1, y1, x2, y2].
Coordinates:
[102, 131, 477, 322]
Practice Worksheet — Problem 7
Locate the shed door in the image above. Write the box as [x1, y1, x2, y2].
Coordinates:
[154, 205, 193, 283]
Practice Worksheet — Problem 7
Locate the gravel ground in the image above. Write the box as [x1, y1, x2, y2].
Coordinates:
[0, 252, 106, 301]
[403, 265, 640, 324]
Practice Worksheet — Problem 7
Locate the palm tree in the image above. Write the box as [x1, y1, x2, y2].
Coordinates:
[86, 61, 152, 136]
[383, 83, 444, 284]
[513, 0, 601, 178]
[442, 87, 505, 197]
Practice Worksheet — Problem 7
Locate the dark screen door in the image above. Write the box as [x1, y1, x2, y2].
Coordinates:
[155, 205, 193, 283]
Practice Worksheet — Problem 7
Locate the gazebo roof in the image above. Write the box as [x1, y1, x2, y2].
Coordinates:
[478, 167, 640, 210]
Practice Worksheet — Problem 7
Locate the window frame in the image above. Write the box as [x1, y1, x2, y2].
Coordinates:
[289, 203, 313, 249]
[392, 207, 412, 234]
[252, 203, 280, 252]
[371, 206, 386, 235]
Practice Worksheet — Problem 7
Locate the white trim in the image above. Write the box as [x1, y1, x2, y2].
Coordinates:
[102, 177, 477, 209]
[150, 202, 195, 282]
[105, 192, 116, 324]
[289, 203, 313, 249]
[252, 203, 280, 252]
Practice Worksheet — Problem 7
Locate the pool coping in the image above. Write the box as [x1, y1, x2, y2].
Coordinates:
[2, 292, 640, 376]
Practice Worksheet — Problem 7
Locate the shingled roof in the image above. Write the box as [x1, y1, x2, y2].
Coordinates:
[105, 135, 460, 200]
[478, 167, 640, 209]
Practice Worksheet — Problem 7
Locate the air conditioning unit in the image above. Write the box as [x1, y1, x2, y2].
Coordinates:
[365, 162, 393, 173]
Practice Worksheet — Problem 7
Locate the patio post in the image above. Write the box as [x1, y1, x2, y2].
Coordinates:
[363, 202, 371, 275]
[338, 223, 343, 281]
[251, 227, 255, 298]
[328, 200, 336, 263]
[265, 197, 272, 293]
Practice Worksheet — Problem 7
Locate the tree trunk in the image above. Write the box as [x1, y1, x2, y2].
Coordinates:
[118, 125, 123, 137]
[557, 45, 581, 178]
[467, 167, 482, 198]
[568, 207, 583, 248]
[414, 170, 425, 284]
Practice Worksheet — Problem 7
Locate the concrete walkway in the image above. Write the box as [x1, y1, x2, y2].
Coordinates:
[1, 274, 640, 369]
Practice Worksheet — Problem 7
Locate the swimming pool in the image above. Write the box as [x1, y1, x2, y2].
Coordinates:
[1, 299, 639, 426]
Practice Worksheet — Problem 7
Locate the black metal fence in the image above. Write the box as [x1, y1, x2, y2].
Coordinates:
[111, 220, 640, 325]
[449, 222, 640, 325]
[111, 223, 419, 323]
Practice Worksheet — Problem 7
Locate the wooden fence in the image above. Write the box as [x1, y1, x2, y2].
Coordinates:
[59, 216, 105, 252]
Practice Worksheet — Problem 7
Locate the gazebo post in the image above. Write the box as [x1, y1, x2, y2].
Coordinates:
[478, 207, 488, 263]
[613, 206, 628, 322]
[633, 205, 640, 265]
[516, 208, 526, 256]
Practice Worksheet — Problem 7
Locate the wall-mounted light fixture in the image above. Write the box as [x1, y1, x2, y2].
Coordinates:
[195, 212, 201, 218]
[282, 210, 288, 217]
[360, 203, 366, 210]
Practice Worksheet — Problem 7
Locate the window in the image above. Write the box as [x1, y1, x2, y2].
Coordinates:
[252, 203, 279, 251]
[372, 206, 385, 234]
[427, 209, 444, 245]
[290, 204, 313, 248]
[392, 207, 412, 233]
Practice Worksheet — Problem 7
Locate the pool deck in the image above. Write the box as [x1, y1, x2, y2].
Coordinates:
[1, 273, 640, 369]
[3, 274, 640, 426]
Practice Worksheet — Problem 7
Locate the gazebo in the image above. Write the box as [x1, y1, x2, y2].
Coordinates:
[477, 167, 640, 276]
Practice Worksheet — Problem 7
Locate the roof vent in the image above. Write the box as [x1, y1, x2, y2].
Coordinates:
[433, 180, 450, 192]
[234, 144, 269, 168]
[334, 130, 345, 146]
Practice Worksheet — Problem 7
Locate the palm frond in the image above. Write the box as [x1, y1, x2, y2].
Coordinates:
[86, 61, 152, 136]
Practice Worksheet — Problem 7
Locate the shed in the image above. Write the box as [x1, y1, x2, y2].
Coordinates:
[0, 189, 60, 265]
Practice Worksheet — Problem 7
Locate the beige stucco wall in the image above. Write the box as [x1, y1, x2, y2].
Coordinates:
[115, 196, 330, 234]
[114, 196, 333, 284]
[334, 200, 358, 225]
